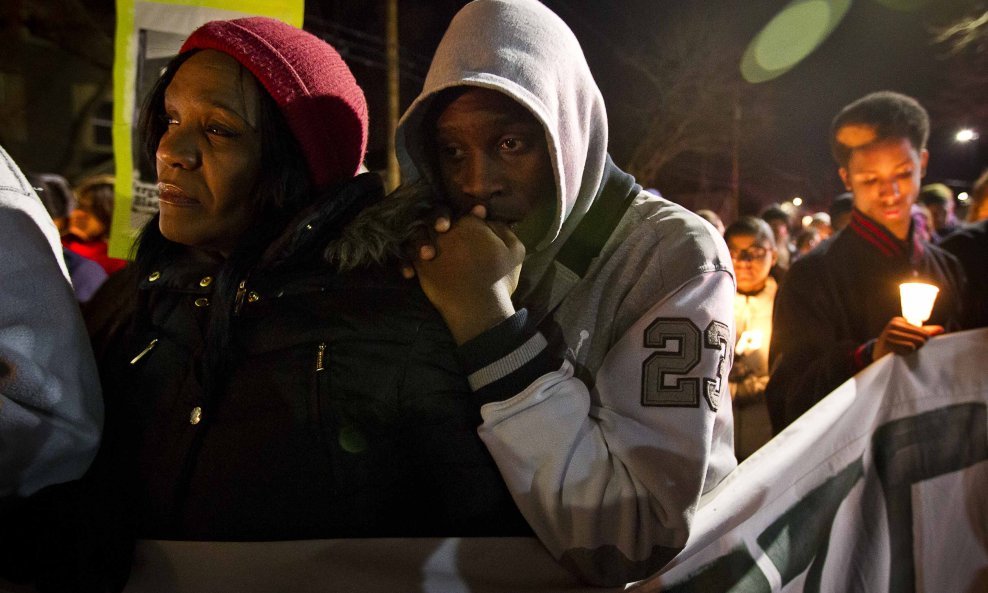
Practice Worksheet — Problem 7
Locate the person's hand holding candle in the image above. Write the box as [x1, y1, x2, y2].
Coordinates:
[871, 282, 944, 360]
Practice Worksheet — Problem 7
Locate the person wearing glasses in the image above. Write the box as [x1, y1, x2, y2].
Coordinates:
[724, 216, 777, 460]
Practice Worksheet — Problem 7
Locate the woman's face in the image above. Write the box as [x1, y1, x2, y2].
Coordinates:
[155, 50, 263, 256]
[68, 207, 107, 242]
[727, 233, 776, 294]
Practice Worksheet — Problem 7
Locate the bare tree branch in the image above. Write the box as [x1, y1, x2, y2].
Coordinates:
[934, 9, 988, 53]
[928, 9, 988, 136]
[618, 7, 770, 188]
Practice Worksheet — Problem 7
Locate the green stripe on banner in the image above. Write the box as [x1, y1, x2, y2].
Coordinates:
[662, 546, 771, 593]
[757, 457, 864, 590]
[873, 403, 988, 593]
[661, 401, 988, 592]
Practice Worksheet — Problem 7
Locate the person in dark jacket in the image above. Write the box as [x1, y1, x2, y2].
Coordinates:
[107, 15, 523, 540]
[918, 182, 960, 243]
[27, 17, 527, 593]
[940, 219, 988, 329]
[765, 91, 966, 434]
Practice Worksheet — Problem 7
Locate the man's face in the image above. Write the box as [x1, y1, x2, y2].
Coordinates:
[926, 201, 953, 231]
[767, 218, 789, 241]
[727, 233, 776, 294]
[435, 88, 555, 250]
[808, 219, 832, 239]
[839, 136, 928, 240]
[155, 50, 263, 256]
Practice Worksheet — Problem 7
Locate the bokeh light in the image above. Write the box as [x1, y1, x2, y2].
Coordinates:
[872, 0, 931, 12]
[741, 0, 851, 83]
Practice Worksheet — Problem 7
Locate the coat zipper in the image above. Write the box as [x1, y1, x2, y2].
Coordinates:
[234, 279, 248, 315]
[312, 342, 327, 438]
[130, 338, 158, 365]
[316, 342, 326, 372]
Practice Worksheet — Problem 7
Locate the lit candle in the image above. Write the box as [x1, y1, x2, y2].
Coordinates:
[735, 330, 764, 356]
[899, 282, 939, 327]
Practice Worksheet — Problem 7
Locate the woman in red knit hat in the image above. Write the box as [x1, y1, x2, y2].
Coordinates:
[22, 18, 528, 590]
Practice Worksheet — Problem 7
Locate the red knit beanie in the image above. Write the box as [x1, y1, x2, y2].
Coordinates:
[181, 17, 368, 189]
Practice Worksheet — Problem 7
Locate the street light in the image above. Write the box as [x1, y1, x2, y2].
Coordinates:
[956, 129, 979, 143]
[792, 196, 803, 207]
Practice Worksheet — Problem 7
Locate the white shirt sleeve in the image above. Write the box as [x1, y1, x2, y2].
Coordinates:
[478, 270, 736, 585]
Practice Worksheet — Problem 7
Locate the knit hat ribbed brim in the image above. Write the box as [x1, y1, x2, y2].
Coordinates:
[181, 17, 368, 189]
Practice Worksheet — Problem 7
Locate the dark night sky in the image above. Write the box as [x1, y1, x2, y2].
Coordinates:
[47, 0, 987, 214]
[548, 0, 984, 209]
[336, 0, 985, 214]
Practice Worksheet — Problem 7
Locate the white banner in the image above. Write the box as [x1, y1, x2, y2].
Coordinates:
[4, 330, 984, 593]
[638, 327, 988, 592]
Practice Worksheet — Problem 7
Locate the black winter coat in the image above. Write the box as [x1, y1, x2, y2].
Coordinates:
[940, 219, 988, 330]
[84, 175, 529, 542]
[765, 208, 966, 434]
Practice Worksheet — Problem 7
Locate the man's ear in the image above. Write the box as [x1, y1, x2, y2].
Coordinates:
[839, 167, 851, 191]
[919, 148, 929, 177]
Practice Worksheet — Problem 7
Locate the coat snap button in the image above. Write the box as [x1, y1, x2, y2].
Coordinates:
[148, 271, 161, 282]
[199, 276, 213, 287]
[194, 297, 210, 308]
[190, 406, 202, 425]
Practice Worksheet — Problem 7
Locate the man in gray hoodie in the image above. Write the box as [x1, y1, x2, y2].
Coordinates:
[0, 144, 103, 503]
[396, 0, 737, 585]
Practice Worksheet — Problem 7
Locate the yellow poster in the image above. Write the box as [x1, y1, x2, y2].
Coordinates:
[109, 0, 304, 258]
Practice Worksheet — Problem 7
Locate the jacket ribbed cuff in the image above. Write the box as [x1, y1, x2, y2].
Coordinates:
[456, 309, 564, 404]
[852, 339, 876, 371]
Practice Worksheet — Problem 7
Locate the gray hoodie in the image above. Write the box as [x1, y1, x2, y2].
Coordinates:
[396, 0, 736, 586]
[0, 144, 102, 499]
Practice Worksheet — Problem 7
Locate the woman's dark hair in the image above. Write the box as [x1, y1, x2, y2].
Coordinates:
[136, 49, 312, 263]
[134, 49, 312, 403]
[75, 174, 116, 234]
